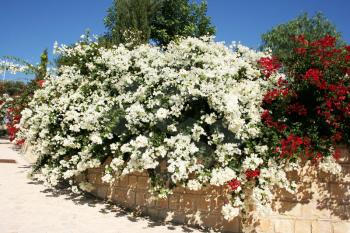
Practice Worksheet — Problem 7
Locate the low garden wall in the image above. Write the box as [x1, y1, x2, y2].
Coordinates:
[73, 146, 350, 233]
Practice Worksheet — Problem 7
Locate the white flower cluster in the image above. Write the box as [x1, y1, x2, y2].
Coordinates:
[0, 60, 28, 74]
[319, 156, 342, 175]
[17, 37, 295, 223]
[0, 94, 13, 119]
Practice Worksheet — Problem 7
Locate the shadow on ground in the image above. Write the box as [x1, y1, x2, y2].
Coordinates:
[26, 178, 204, 233]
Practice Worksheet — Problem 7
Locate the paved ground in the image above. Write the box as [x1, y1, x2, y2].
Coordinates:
[0, 139, 204, 233]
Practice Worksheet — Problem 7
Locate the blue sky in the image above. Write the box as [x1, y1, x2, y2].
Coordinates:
[1, 0, 349, 80]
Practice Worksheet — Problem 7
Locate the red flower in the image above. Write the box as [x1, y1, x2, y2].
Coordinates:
[245, 169, 260, 179]
[15, 139, 25, 146]
[6, 125, 18, 142]
[304, 68, 321, 82]
[37, 80, 45, 87]
[261, 110, 287, 132]
[332, 131, 343, 142]
[263, 88, 289, 104]
[332, 149, 341, 160]
[278, 134, 305, 158]
[286, 103, 307, 116]
[314, 35, 336, 48]
[277, 77, 288, 87]
[294, 35, 308, 46]
[346, 45, 350, 53]
[228, 179, 241, 190]
[258, 56, 281, 78]
[295, 47, 307, 55]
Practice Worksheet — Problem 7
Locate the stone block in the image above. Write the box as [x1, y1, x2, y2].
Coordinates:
[332, 222, 350, 233]
[195, 196, 211, 212]
[146, 208, 160, 219]
[302, 202, 331, 219]
[96, 185, 109, 199]
[128, 175, 137, 189]
[256, 218, 274, 233]
[156, 197, 169, 209]
[179, 194, 195, 211]
[210, 195, 225, 213]
[126, 189, 136, 207]
[222, 217, 241, 233]
[118, 176, 129, 186]
[135, 192, 147, 207]
[169, 195, 179, 210]
[295, 220, 312, 233]
[280, 202, 302, 217]
[200, 213, 223, 230]
[330, 183, 350, 204]
[274, 219, 294, 233]
[171, 211, 186, 224]
[136, 176, 149, 190]
[312, 220, 332, 233]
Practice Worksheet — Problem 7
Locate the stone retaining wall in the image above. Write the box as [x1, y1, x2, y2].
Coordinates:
[81, 146, 350, 233]
[23, 144, 350, 233]
[83, 168, 241, 232]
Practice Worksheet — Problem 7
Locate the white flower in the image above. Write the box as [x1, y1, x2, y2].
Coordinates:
[222, 204, 239, 221]
[155, 108, 169, 120]
[167, 124, 177, 132]
[90, 132, 103, 145]
[191, 124, 206, 141]
[319, 156, 342, 175]
[210, 167, 236, 186]
[71, 185, 80, 194]
[110, 157, 124, 171]
[102, 173, 114, 183]
[187, 179, 202, 191]
[242, 154, 263, 171]
[79, 182, 94, 192]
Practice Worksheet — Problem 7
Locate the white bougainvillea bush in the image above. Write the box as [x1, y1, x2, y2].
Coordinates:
[16, 37, 342, 230]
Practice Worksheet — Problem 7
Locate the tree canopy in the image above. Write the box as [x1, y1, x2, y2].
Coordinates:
[261, 12, 344, 67]
[104, 0, 215, 46]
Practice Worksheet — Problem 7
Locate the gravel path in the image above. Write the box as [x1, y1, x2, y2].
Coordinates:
[0, 139, 203, 233]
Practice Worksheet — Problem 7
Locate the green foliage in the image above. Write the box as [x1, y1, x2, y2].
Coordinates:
[0, 81, 25, 96]
[35, 49, 48, 80]
[104, 0, 159, 46]
[104, 0, 215, 46]
[150, 0, 215, 46]
[261, 12, 344, 68]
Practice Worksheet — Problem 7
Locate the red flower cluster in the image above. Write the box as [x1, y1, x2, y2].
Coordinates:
[228, 178, 241, 190]
[260, 35, 350, 161]
[276, 134, 309, 158]
[332, 149, 341, 160]
[261, 110, 287, 132]
[263, 88, 289, 104]
[286, 103, 307, 116]
[6, 113, 22, 142]
[294, 35, 308, 46]
[310, 35, 336, 48]
[258, 56, 281, 78]
[37, 80, 45, 87]
[245, 169, 260, 179]
[304, 68, 328, 89]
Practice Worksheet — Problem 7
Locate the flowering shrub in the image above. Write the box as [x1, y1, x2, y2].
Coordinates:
[0, 94, 22, 142]
[259, 35, 349, 174]
[0, 80, 44, 143]
[16, 36, 344, 230]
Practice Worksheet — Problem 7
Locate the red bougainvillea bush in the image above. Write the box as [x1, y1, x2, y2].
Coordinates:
[259, 35, 350, 174]
[0, 79, 45, 144]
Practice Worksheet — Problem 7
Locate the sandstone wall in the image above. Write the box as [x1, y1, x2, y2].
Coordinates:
[82, 146, 350, 233]
[22, 144, 350, 233]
